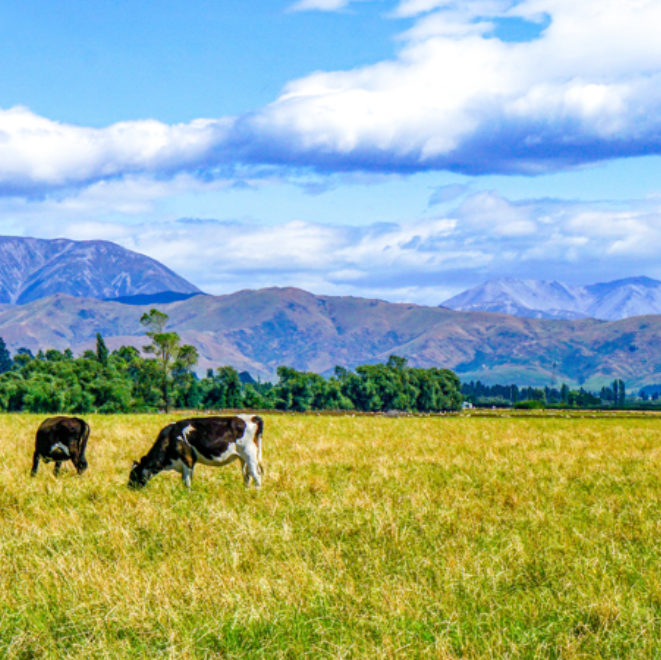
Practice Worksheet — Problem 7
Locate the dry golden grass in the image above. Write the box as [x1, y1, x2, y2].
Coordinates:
[1, 413, 661, 658]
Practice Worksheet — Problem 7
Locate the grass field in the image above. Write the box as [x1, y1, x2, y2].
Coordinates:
[2, 412, 661, 658]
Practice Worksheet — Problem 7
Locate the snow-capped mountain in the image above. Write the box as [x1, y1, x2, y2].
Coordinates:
[442, 277, 661, 321]
[0, 236, 201, 304]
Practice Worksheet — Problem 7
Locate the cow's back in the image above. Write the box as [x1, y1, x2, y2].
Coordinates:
[38, 416, 69, 435]
[180, 417, 244, 440]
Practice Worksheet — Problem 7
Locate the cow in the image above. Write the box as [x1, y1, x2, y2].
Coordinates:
[128, 414, 264, 489]
[31, 416, 90, 477]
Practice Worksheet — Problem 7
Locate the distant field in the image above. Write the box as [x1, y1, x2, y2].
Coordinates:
[2, 413, 661, 659]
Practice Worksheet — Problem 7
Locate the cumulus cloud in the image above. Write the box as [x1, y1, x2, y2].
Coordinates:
[454, 191, 537, 236]
[8, 185, 661, 305]
[117, 193, 661, 301]
[0, 107, 233, 195]
[1, 0, 661, 194]
[240, 0, 661, 175]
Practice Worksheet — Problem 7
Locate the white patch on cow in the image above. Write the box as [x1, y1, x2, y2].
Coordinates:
[164, 459, 194, 487]
[51, 442, 70, 456]
[193, 444, 239, 467]
[166, 458, 185, 474]
[232, 416, 261, 488]
[236, 414, 262, 488]
[236, 414, 257, 447]
[180, 424, 194, 445]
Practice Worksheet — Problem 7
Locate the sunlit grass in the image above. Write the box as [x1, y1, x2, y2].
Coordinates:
[1, 413, 660, 658]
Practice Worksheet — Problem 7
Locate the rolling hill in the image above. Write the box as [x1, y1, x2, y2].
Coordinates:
[1, 287, 660, 389]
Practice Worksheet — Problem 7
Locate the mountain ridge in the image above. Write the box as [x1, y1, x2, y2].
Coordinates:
[0, 287, 660, 389]
[443, 276, 661, 320]
[0, 236, 201, 304]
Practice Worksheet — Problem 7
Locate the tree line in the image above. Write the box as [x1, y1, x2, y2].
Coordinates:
[461, 379, 633, 409]
[0, 312, 462, 414]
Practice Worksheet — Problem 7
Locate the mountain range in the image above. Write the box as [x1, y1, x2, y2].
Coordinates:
[0, 236, 659, 388]
[1, 287, 660, 390]
[442, 276, 661, 321]
[0, 236, 201, 304]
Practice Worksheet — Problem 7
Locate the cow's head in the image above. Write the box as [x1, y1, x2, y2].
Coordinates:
[128, 458, 153, 489]
[75, 458, 88, 475]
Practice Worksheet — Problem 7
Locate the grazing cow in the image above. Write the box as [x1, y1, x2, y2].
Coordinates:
[31, 416, 90, 476]
[128, 414, 264, 489]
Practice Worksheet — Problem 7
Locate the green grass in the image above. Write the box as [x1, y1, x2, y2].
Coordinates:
[1, 413, 661, 658]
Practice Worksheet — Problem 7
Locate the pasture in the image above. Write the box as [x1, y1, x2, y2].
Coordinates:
[1, 413, 661, 658]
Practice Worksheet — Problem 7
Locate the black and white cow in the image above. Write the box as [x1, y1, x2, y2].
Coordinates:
[128, 414, 264, 489]
[31, 416, 90, 476]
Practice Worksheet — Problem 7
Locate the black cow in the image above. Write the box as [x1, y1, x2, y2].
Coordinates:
[31, 416, 90, 476]
[128, 414, 264, 489]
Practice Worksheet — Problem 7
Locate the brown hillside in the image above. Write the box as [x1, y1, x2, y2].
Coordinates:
[0, 288, 659, 388]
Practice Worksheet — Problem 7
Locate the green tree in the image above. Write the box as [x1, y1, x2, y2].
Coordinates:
[216, 366, 243, 409]
[312, 377, 353, 411]
[13, 347, 34, 369]
[336, 367, 382, 412]
[173, 371, 203, 410]
[242, 384, 268, 410]
[45, 349, 65, 362]
[618, 379, 626, 407]
[0, 338, 12, 374]
[200, 366, 243, 409]
[96, 333, 109, 366]
[140, 309, 199, 412]
[274, 367, 317, 412]
[353, 360, 417, 411]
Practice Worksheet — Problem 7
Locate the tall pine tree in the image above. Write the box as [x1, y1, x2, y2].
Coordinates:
[0, 337, 11, 374]
[96, 333, 109, 366]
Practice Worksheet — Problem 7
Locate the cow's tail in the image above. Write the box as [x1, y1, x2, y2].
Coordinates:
[253, 415, 265, 476]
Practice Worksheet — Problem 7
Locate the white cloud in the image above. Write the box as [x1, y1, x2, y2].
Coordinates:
[1, 1, 661, 194]
[454, 191, 537, 236]
[119, 194, 661, 300]
[238, 0, 661, 174]
[4, 185, 660, 304]
[0, 107, 232, 194]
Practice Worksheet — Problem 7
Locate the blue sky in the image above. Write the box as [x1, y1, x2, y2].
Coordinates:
[2, 0, 661, 304]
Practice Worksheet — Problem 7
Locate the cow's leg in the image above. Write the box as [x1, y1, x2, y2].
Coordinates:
[178, 444, 196, 489]
[69, 445, 87, 475]
[73, 448, 88, 475]
[181, 463, 194, 488]
[256, 435, 265, 476]
[241, 444, 262, 489]
[31, 452, 40, 476]
[240, 458, 251, 487]
[54, 461, 63, 476]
